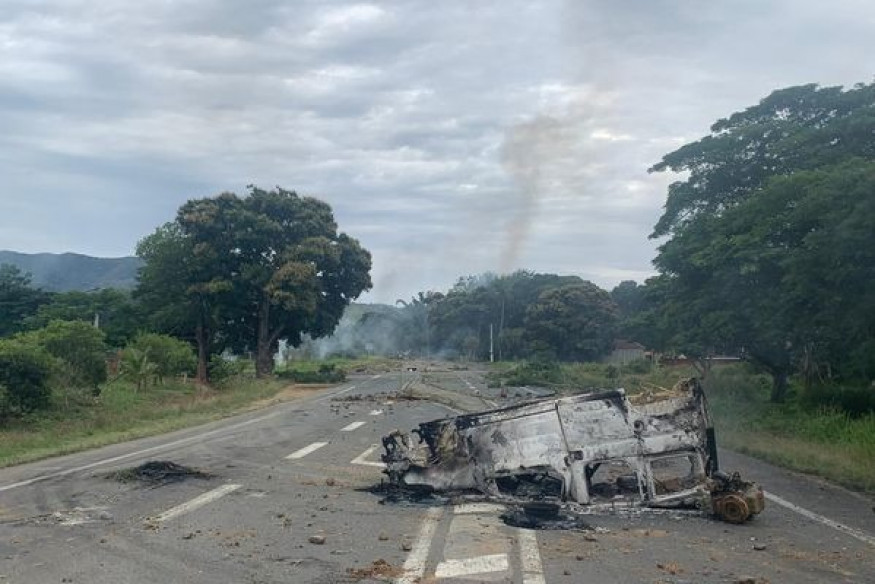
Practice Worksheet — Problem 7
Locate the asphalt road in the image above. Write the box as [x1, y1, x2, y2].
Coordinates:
[1, 364, 873, 584]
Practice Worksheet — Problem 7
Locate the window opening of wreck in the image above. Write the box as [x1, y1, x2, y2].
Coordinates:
[585, 459, 640, 501]
[495, 470, 564, 499]
[649, 453, 705, 496]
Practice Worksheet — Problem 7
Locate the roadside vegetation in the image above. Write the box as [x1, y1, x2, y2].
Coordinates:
[0, 372, 288, 467]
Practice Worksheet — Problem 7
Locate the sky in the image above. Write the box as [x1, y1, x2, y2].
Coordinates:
[1, 1, 874, 303]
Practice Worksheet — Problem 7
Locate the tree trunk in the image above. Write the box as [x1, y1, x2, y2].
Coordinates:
[770, 371, 789, 403]
[195, 323, 209, 384]
[255, 296, 276, 378]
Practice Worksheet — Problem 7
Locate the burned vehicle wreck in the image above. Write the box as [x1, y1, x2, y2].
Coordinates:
[381, 379, 764, 524]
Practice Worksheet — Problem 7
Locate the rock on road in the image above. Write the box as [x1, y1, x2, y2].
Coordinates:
[1, 364, 873, 583]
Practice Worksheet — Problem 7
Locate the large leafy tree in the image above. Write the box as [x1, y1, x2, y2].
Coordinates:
[524, 282, 618, 362]
[136, 222, 220, 383]
[649, 81, 875, 400]
[427, 271, 583, 360]
[139, 187, 372, 380]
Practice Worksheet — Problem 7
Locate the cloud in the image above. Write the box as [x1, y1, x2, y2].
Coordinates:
[1, 0, 874, 302]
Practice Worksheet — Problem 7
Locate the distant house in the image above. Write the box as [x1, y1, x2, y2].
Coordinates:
[606, 340, 646, 365]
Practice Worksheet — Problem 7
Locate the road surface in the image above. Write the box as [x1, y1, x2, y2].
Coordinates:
[1, 364, 873, 583]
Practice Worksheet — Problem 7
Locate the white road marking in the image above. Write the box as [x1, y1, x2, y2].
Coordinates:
[286, 442, 329, 459]
[434, 554, 509, 578]
[765, 491, 875, 547]
[351, 445, 384, 467]
[453, 503, 506, 515]
[396, 507, 443, 584]
[341, 421, 366, 432]
[518, 528, 546, 584]
[368, 409, 384, 416]
[315, 385, 356, 403]
[373, 374, 382, 379]
[150, 484, 241, 523]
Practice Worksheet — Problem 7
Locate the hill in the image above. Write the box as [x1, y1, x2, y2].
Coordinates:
[0, 251, 142, 291]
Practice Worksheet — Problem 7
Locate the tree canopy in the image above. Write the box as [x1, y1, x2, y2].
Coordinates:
[0, 264, 49, 338]
[647, 81, 875, 400]
[136, 187, 372, 380]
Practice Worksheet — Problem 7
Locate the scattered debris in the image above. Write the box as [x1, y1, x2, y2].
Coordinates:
[499, 503, 593, 531]
[657, 561, 684, 575]
[332, 390, 423, 403]
[105, 461, 211, 485]
[381, 378, 764, 524]
[346, 559, 404, 580]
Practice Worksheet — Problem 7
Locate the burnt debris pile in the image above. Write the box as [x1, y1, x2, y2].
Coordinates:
[106, 460, 212, 485]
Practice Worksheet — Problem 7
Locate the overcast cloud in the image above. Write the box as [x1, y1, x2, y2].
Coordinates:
[1, 0, 873, 302]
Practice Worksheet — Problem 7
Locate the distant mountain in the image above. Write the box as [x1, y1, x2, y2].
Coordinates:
[0, 251, 142, 292]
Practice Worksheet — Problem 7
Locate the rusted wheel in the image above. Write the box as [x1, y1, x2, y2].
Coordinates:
[717, 494, 750, 524]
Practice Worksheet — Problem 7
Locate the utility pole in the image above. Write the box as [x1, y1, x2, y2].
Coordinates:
[489, 323, 494, 363]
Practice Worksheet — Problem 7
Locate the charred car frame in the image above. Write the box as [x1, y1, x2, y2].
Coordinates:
[381, 379, 764, 523]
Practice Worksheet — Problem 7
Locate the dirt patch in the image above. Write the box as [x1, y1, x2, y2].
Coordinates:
[347, 559, 405, 580]
[106, 461, 211, 485]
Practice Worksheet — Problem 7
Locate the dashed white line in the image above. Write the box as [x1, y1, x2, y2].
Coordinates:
[765, 491, 875, 547]
[368, 409, 384, 416]
[315, 385, 356, 403]
[341, 421, 366, 432]
[351, 445, 384, 467]
[395, 507, 443, 584]
[150, 484, 241, 523]
[286, 441, 329, 459]
[372, 374, 383, 379]
[435, 553, 509, 578]
[518, 527, 546, 584]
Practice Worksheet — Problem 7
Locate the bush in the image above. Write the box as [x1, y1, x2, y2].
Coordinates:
[277, 362, 347, 383]
[126, 333, 196, 383]
[620, 358, 652, 375]
[118, 346, 159, 391]
[208, 355, 249, 383]
[802, 383, 875, 417]
[0, 339, 54, 416]
[488, 360, 563, 387]
[18, 320, 107, 391]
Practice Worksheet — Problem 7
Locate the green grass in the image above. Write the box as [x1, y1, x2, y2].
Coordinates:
[704, 367, 875, 493]
[486, 359, 696, 394]
[488, 360, 875, 493]
[0, 376, 289, 468]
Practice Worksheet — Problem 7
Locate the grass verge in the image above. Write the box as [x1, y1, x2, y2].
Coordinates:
[0, 376, 303, 468]
[704, 367, 875, 494]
